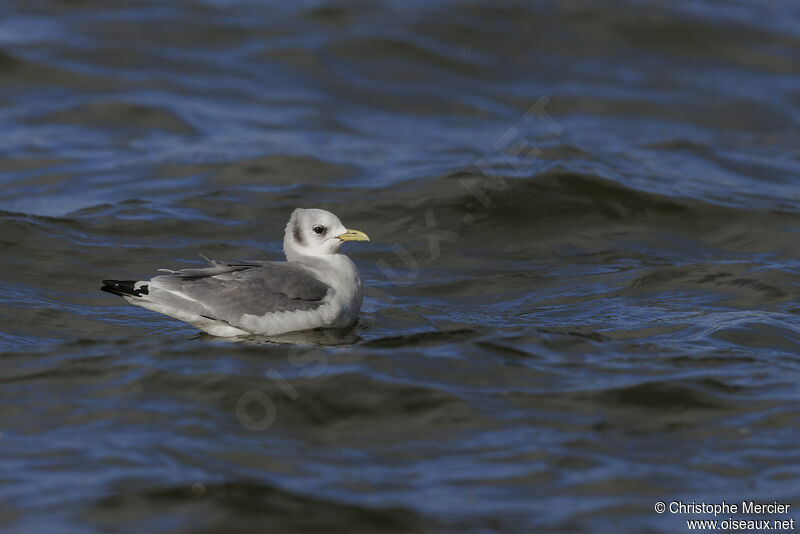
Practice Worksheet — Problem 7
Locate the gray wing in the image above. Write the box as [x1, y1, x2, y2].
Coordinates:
[149, 259, 330, 324]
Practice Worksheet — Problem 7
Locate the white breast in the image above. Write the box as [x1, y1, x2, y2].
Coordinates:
[306, 254, 363, 328]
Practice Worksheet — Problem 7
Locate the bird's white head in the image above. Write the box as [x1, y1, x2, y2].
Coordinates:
[283, 208, 369, 262]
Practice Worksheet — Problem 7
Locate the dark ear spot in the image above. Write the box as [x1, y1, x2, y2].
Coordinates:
[292, 219, 304, 246]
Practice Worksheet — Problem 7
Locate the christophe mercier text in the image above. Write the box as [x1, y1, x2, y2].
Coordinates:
[670, 501, 790, 515]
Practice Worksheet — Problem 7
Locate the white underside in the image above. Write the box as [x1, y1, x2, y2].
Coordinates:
[126, 292, 359, 337]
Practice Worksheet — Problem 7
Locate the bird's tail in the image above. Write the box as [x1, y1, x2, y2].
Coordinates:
[101, 280, 149, 297]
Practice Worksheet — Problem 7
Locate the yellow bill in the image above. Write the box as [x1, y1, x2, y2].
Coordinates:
[337, 228, 370, 242]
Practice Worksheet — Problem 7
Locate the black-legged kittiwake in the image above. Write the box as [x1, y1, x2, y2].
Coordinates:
[101, 208, 370, 337]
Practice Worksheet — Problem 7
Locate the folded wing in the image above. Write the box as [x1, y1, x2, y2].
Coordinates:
[146, 259, 331, 326]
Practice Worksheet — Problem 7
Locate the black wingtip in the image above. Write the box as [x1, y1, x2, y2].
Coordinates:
[101, 280, 148, 297]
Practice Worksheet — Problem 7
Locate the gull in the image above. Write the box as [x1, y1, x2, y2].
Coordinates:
[101, 208, 370, 337]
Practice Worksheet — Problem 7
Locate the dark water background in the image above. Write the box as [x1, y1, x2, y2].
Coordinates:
[2, 1, 800, 532]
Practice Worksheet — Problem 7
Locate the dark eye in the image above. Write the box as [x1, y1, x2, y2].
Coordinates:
[313, 225, 326, 235]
